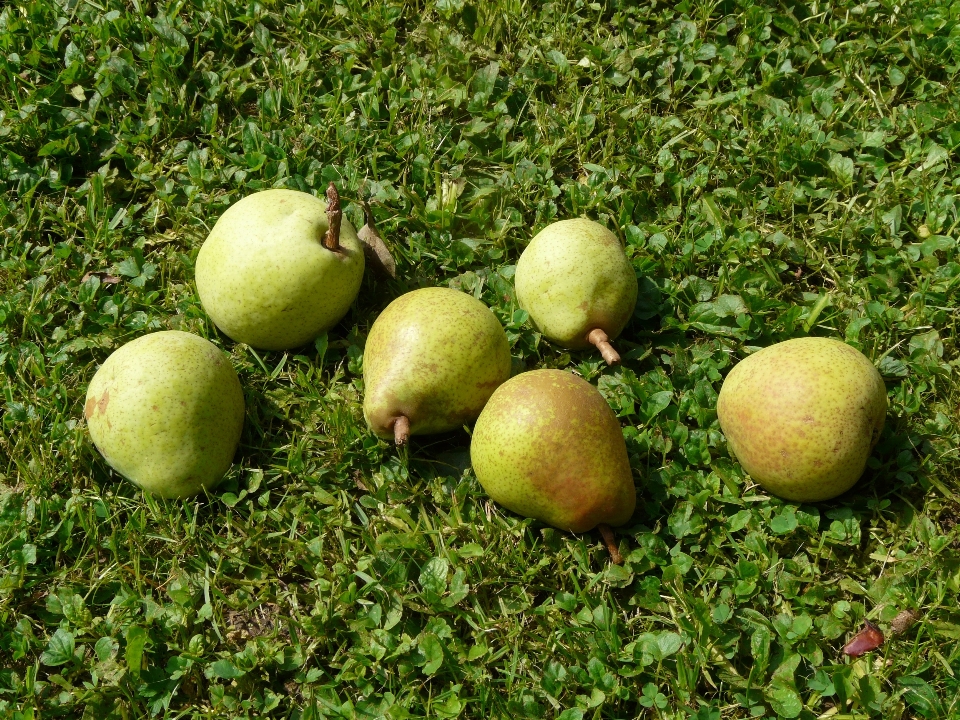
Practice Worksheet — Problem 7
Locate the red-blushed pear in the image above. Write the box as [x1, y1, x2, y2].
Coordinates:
[84, 331, 245, 499]
[469, 369, 636, 563]
[515, 219, 638, 365]
[195, 184, 364, 350]
[717, 337, 887, 502]
[363, 287, 512, 445]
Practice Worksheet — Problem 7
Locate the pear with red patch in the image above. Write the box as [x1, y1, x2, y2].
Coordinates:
[717, 337, 887, 502]
[85, 331, 245, 498]
[470, 369, 636, 534]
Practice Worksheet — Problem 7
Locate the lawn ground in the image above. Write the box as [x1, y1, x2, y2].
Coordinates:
[2, 1, 960, 718]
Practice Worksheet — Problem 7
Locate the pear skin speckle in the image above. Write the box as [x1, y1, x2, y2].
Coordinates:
[84, 331, 245, 499]
[363, 288, 512, 438]
[470, 369, 637, 533]
[717, 337, 887, 502]
[515, 219, 638, 349]
[196, 189, 364, 350]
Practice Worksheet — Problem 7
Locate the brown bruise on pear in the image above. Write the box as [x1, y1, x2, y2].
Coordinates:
[470, 369, 637, 535]
[587, 328, 621, 365]
[323, 182, 341, 251]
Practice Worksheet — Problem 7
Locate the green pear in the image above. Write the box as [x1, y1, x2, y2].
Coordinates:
[195, 184, 364, 350]
[470, 369, 636, 534]
[363, 287, 512, 444]
[84, 331, 245, 499]
[717, 337, 887, 502]
[515, 218, 638, 365]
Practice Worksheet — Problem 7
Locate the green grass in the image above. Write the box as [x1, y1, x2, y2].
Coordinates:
[2, 0, 960, 717]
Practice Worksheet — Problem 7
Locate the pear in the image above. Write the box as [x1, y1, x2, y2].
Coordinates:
[84, 331, 245, 499]
[363, 287, 512, 444]
[515, 218, 638, 364]
[717, 337, 887, 502]
[470, 369, 636, 550]
[195, 184, 364, 350]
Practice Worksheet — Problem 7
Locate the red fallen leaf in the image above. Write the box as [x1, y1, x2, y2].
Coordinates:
[81, 271, 121, 284]
[843, 620, 884, 657]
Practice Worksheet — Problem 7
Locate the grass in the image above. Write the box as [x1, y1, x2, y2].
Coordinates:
[1, 0, 960, 717]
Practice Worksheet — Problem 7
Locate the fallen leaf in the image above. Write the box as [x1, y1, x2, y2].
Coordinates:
[890, 609, 919, 636]
[843, 620, 884, 657]
[81, 271, 121, 284]
[358, 201, 396, 279]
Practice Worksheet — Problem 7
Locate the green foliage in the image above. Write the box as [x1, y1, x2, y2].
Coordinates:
[2, 0, 960, 718]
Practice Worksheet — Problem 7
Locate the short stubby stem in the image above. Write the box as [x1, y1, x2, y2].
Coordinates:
[393, 415, 410, 446]
[598, 523, 623, 565]
[323, 182, 342, 251]
[587, 328, 621, 365]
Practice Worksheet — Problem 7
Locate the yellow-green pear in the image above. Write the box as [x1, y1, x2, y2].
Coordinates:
[515, 218, 638, 364]
[363, 287, 512, 444]
[84, 331, 245, 498]
[195, 184, 364, 350]
[717, 337, 887, 502]
[470, 369, 636, 535]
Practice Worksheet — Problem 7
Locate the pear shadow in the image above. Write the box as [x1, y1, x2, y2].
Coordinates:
[613, 402, 952, 587]
[829, 417, 940, 511]
[409, 436, 473, 481]
[724, 415, 948, 569]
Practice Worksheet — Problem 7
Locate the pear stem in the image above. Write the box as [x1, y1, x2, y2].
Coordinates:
[587, 328, 621, 365]
[323, 182, 342, 251]
[598, 524, 623, 565]
[393, 415, 410, 446]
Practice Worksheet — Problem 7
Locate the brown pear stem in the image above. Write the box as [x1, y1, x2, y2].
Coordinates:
[587, 328, 621, 365]
[393, 415, 410, 446]
[323, 182, 342, 251]
[598, 524, 623, 565]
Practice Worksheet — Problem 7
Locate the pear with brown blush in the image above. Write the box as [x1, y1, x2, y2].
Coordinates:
[717, 337, 887, 502]
[470, 369, 636, 560]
